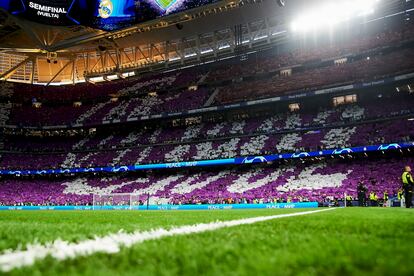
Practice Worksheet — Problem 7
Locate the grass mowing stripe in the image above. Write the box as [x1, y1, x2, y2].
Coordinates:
[0, 208, 337, 272]
[0, 209, 309, 252]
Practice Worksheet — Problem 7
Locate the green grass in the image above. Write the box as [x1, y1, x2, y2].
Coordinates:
[1, 208, 413, 275]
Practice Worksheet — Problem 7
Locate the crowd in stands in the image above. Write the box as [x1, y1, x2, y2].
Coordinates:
[1, 21, 414, 127]
[10, 70, 203, 104]
[0, 157, 408, 206]
[1, 95, 413, 170]
[0, 21, 413, 207]
[215, 48, 414, 104]
[206, 22, 414, 83]
[7, 71, 206, 126]
[0, 119, 412, 171]
[6, 48, 414, 126]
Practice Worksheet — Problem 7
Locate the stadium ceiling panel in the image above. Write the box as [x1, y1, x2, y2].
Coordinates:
[0, 0, 407, 85]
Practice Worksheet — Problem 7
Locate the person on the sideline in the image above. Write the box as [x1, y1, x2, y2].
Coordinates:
[357, 181, 367, 207]
[401, 166, 414, 208]
[383, 191, 388, 207]
[345, 194, 353, 207]
[398, 189, 404, 208]
[369, 192, 378, 207]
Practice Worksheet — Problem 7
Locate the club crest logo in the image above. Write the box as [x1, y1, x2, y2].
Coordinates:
[99, 0, 113, 19]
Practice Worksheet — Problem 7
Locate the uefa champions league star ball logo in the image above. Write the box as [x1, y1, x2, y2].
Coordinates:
[242, 156, 268, 164]
[99, 0, 113, 19]
[377, 143, 401, 151]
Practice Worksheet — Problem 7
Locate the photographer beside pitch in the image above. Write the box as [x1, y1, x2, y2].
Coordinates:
[401, 166, 414, 208]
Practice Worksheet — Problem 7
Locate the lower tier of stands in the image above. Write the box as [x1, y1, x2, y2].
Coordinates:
[0, 157, 408, 206]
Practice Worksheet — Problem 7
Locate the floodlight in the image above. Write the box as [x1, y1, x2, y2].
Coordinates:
[291, 0, 380, 32]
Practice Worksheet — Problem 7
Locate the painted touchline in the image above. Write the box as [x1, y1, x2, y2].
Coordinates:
[0, 208, 337, 272]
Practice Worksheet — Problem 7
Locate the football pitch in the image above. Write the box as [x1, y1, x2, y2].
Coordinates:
[0, 208, 413, 275]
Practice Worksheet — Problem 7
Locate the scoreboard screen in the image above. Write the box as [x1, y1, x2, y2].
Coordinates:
[0, 0, 222, 30]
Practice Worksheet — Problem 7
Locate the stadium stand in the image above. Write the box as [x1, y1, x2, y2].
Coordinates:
[1, 95, 413, 170]
[3, 21, 414, 127]
[3, 0, 414, 274]
[1, 15, 414, 208]
[215, 48, 414, 104]
[0, 157, 407, 206]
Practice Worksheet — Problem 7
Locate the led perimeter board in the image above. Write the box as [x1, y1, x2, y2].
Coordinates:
[0, 0, 222, 30]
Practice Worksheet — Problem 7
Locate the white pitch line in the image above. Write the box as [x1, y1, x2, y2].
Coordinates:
[0, 208, 337, 272]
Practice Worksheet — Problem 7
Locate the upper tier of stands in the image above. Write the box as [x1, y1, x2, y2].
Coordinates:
[2, 21, 414, 127]
[206, 22, 414, 83]
[215, 48, 414, 104]
[1, 94, 413, 170]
